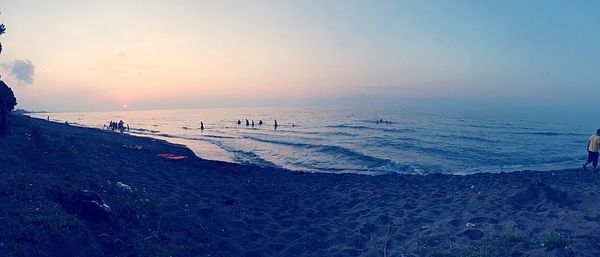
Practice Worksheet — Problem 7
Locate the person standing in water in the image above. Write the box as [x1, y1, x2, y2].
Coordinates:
[251, 120, 254, 128]
[584, 129, 600, 170]
[200, 121, 204, 131]
[274, 120, 278, 130]
[246, 119, 250, 126]
[118, 120, 125, 132]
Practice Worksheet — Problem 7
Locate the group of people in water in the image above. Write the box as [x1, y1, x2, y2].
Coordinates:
[106, 118, 290, 134]
[104, 116, 394, 134]
[198, 119, 294, 131]
[376, 118, 392, 124]
[106, 117, 390, 133]
[106, 120, 129, 132]
[235, 119, 281, 128]
[233, 119, 288, 129]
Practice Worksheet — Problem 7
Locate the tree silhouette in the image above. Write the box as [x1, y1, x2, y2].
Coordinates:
[0, 23, 4, 55]
[0, 17, 16, 135]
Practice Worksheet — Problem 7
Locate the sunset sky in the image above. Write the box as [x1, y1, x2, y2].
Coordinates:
[0, 0, 598, 112]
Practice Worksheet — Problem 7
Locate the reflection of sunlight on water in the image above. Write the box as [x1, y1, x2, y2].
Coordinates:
[31, 107, 588, 175]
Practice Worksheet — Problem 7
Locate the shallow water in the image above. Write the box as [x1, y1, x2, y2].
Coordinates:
[31, 107, 591, 175]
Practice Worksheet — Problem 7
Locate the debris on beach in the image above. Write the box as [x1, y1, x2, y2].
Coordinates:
[123, 144, 144, 150]
[70, 190, 112, 221]
[116, 182, 132, 191]
[157, 153, 188, 160]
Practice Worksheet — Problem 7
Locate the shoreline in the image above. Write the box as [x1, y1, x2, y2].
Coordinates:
[1, 115, 599, 256]
[32, 113, 586, 176]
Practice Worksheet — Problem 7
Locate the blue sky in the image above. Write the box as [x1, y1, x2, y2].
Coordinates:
[0, 0, 598, 112]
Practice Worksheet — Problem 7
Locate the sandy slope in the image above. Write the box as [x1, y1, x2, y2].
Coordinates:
[0, 115, 598, 257]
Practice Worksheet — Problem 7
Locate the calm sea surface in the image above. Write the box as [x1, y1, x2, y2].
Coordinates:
[31, 107, 591, 175]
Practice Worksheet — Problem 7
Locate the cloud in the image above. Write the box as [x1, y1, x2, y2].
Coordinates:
[2, 59, 35, 85]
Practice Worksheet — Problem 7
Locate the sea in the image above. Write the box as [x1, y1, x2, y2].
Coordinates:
[30, 107, 592, 175]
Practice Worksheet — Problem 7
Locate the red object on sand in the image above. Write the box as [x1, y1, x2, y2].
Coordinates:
[157, 153, 188, 160]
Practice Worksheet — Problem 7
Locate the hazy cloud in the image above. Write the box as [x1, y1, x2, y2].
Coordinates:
[2, 59, 35, 85]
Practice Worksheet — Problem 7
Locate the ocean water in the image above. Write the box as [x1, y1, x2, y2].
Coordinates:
[31, 107, 591, 175]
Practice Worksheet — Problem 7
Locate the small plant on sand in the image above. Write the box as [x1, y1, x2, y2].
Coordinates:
[538, 234, 571, 250]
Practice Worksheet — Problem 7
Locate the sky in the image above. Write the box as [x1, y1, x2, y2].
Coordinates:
[0, 0, 598, 112]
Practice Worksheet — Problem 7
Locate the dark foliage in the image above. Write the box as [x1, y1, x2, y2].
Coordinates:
[0, 81, 17, 111]
[0, 23, 4, 55]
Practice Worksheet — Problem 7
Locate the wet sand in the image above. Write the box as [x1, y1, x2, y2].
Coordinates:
[0, 115, 598, 257]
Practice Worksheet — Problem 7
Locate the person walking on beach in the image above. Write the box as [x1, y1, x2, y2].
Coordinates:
[274, 119, 278, 130]
[251, 120, 255, 128]
[246, 119, 250, 126]
[200, 121, 204, 131]
[584, 129, 600, 170]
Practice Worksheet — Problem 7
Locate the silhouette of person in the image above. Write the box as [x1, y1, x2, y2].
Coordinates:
[274, 120, 278, 130]
[237, 120, 241, 125]
[259, 120, 263, 126]
[200, 121, 204, 131]
[251, 120, 254, 128]
[246, 119, 249, 126]
[118, 120, 125, 132]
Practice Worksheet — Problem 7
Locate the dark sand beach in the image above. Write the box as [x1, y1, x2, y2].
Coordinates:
[1, 115, 600, 257]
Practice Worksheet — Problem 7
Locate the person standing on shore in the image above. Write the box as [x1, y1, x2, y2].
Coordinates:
[583, 129, 600, 171]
